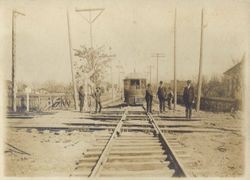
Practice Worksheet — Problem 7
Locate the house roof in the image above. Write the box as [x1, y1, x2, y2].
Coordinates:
[223, 60, 244, 76]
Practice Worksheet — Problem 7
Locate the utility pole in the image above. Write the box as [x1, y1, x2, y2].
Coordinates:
[111, 64, 114, 101]
[196, 9, 204, 112]
[116, 64, 123, 100]
[67, 9, 78, 110]
[148, 65, 154, 84]
[116, 65, 123, 90]
[152, 53, 165, 84]
[110, 56, 116, 102]
[119, 71, 125, 100]
[99, 51, 116, 102]
[75, 8, 104, 48]
[173, 8, 177, 110]
[12, 10, 25, 112]
[145, 71, 148, 81]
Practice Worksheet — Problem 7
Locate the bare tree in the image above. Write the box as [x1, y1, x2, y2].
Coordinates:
[74, 45, 112, 88]
[200, 75, 227, 97]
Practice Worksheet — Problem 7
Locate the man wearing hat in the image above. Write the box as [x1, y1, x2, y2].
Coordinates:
[78, 86, 85, 112]
[183, 80, 195, 119]
[94, 87, 102, 113]
[145, 83, 153, 113]
[157, 81, 165, 113]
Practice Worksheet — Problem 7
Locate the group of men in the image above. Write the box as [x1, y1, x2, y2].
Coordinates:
[78, 86, 102, 113]
[145, 80, 194, 119]
[78, 79, 195, 119]
[145, 81, 174, 113]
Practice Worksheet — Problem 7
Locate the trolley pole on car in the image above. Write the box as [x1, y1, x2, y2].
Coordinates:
[152, 53, 165, 85]
[67, 9, 78, 110]
[11, 10, 25, 112]
[173, 8, 177, 111]
[196, 9, 205, 112]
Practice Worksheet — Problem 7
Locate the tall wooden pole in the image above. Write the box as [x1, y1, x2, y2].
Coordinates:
[156, 56, 159, 84]
[149, 66, 152, 84]
[111, 61, 114, 102]
[148, 65, 153, 84]
[12, 10, 16, 112]
[173, 8, 177, 110]
[12, 10, 25, 112]
[196, 9, 204, 112]
[152, 53, 165, 85]
[67, 10, 78, 110]
[89, 11, 93, 48]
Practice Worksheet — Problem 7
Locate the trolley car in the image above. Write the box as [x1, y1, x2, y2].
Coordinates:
[123, 73, 146, 105]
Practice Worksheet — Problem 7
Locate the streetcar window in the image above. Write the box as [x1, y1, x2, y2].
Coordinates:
[141, 80, 146, 88]
[130, 80, 140, 89]
[124, 80, 129, 87]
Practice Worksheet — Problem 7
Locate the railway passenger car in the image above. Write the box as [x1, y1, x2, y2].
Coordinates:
[124, 73, 146, 105]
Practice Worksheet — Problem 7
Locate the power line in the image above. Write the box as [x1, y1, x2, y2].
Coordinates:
[152, 53, 165, 84]
[75, 8, 105, 48]
[148, 65, 154, 84]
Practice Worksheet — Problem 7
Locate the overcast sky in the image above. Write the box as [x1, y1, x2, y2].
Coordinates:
[0, 0, 249, 85]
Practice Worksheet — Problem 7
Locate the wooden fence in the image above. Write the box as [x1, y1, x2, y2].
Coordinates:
[177, 95, 240, 112]
[6, 93, 74, 112]
[6, 92, 117, 112]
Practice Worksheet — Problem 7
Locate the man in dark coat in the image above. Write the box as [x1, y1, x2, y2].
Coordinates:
[79, 86, 85, 112]
[94, 87, 102, 113]
[166, 87, 174, 110]
[157, 81, 165, 113]
[183, 80, 195, 119]
[145, 83, 153, 113]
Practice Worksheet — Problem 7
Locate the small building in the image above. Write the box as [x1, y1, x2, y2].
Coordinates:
[36, 88, 49, 94]
[223, 60, 244, 99]
[223, 60, 245, 109]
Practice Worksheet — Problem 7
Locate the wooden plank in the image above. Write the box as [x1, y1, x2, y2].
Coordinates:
[100, 169, 174, 177]
[107, 154, 167, 162]
[109, 149, 165, 156]
[103, 162, 170, 171]
[112, 142, 162, 146]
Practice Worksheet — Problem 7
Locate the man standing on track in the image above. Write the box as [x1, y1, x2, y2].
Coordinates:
[94, 87, 102, 113]
[166, 87, 174, 110]
[157, 81, 165, 113]
[145, 83, 153, 113]
[78, 86, 85, 112]
[183, 80, 195, 119]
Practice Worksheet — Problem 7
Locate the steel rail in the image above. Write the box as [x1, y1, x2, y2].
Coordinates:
[89, 107, 128, 177]
[144, 107, 188, 177]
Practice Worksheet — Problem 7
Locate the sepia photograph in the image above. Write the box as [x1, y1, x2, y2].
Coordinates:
[0, 0, 249, 179]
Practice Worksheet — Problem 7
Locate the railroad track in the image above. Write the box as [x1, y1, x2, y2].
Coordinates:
[71, 105, 188, 177]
